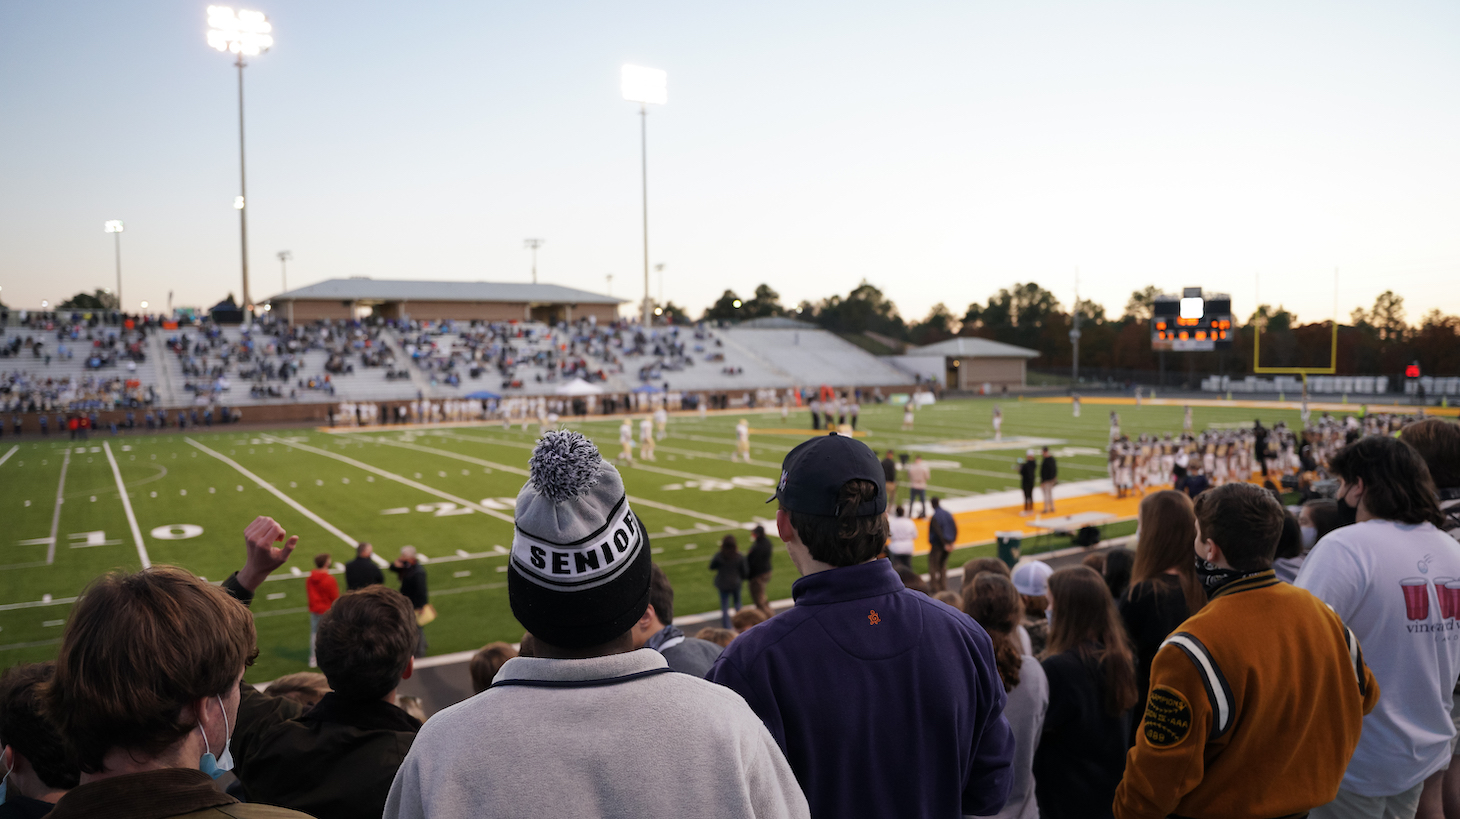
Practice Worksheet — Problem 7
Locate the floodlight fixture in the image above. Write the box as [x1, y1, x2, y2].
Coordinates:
[140, 301, 149, 309]
[234, 196, 246, 210]
[1180, 297, 1204, 320]
[621, 65, 667, 105]
[207, 6, 274, 56]
[105, 220, 124, 233]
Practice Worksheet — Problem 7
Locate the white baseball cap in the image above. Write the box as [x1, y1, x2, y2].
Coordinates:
[1012, 559, 1054, 597]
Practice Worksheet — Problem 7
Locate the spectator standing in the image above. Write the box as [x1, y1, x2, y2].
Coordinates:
[906, 455, 931, 518]
[1297, 435, 1460, 819]
[384, 430, 809, 819]
[390, 547, 431, 659]
[1018, 450, 1038, 516]
[966, 574, 1049, 819]
[344, 542, 384, 590]
[1120, 490, 1205, 737]
[881, 449, 898, 506]
[746, 525, 775, 617]
[468, 643, 519, 695]
[1270, 511, 1304, 583]
[1040, 447, 1058, 513]
[887, 505, 917, 571]
[992, 405, 1003, 441]
[1035, 566, 1137, 819]
[630, 564, 723, 677]
[306, 553, 340, 668]
[1013, 560, 1054, 657]
[928, 497, 957, 592]
[709, 535, 750, 628]
[0, 662, 77, 816]
[708, 433, 1014, 819]
[39, 558, 312, 818]
[1114, 482, 1379, 819]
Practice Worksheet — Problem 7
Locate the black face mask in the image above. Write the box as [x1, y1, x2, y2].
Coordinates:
[1335, 486, 1359, 528]
[1194, 556, 1248, 593]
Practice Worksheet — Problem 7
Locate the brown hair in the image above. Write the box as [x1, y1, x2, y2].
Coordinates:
[1081, 552, 1107, 574]
[963, 574, 1024, 692]
[719, 534, 739, 559]
[784, 480, 889, 566]
[960, 558, 1011, 593]
[1302, 498, 1343, 542]
[1330, 435, 1445, 527]
[43, 566, 257, 773]
[694, 627, 737, 648]
[0, 662, 77, 791]
[313, 553, 331, 569]
[1401, 418, 1460, 490]
[1130, 490, 1206, 614]
[1045, 566, 1139, 715]
[730, 607, 769, 632]
[265, 672, 330, 708]
[647, 563, 675, 625]
[469, 642, 519, 694]
[314, 585, 417, 701]
[933, 590, 963, 608]
[1193, 482, 1285, 571]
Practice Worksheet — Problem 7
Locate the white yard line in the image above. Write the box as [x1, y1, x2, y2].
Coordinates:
[350, 433, 745, 528]
[186, 437, 365, 549]
[102, 442, 151, 569]
[45, 450, 71, 565]
[0, 596, 78, 612]
[0, 445, 17, 468]
[259, 435, 517, 524]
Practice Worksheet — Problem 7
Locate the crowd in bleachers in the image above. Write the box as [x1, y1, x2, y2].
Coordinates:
[0, 371, 155, 412]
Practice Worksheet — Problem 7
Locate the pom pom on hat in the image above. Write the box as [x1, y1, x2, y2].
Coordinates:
[528, 430, 601, 503]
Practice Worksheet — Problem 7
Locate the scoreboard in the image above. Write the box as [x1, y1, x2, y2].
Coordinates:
[1151, 288, 1233, 352]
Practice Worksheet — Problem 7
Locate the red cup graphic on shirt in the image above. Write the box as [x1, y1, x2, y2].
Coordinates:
[1436, 578, 1455, 619]
[1446, 582, 1460, 620]
[1401, 578, 1431, 621]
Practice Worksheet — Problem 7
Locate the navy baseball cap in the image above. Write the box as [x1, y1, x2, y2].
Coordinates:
[766, 432, 887, 517]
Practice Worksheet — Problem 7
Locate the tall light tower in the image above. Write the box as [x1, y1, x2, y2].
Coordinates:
[105, 221, 124, 312]
[207, 6, 274, 320]
[524, 238, 545, 284]
[277, 249, 292, 291]
[621, 65, 667, 326]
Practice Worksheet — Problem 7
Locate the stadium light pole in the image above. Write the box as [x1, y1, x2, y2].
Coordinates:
[524, 238, 545, 284]
[207, 6, 274, 321]
[622, 65, 666, 326]
[277, 249, 291, 292]
[105, 221, 124, 313]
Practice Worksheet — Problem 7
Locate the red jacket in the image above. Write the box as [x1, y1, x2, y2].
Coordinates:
[306, 569, 340, 614]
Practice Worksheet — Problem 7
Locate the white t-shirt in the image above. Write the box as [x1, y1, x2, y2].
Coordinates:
[1295, 518, 1460, 795]
[887, 516, 918, 556]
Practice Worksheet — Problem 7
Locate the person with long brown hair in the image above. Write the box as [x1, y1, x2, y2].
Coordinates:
[709, 535, 751, 629]
[965, 574, 1048, 819]
[1119, 490, 1205, 739]
[1034, 566, 1138, 819]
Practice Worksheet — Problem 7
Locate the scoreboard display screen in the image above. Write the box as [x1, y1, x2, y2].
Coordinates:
[1151, 288, 1232, 352]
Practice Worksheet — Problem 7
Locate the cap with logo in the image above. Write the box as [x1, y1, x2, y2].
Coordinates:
[508, 430, 651, 648]
[766, 431, 887, 517]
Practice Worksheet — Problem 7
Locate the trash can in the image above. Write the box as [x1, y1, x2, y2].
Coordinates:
[996, 531, 1024, 569]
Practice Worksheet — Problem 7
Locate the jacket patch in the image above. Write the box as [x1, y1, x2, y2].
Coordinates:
[1143, 685, 1193, 748]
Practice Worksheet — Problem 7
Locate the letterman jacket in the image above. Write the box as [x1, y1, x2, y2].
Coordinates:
[1113, 570, 1380, 819]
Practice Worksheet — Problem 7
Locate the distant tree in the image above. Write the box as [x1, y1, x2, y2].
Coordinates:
[1365, 290, 1407, 341]
[59, 289, 118, 310]
[702, 290, 744, 321]
[961, 282, 1062, 350]
[1073, 297, 1107, 324]
[657, 301, 691, 324]
[1248, 304, 1296, 333]
[1123, 286, 1165, 321]
[743, 284, 785, 318]
[813, 281, 908, 338]
[908, 303, 959, 346]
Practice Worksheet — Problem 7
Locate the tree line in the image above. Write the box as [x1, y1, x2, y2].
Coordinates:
[683, 282, 1460, 377]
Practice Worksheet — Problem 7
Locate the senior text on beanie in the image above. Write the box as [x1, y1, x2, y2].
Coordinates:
[507, 429, 652, 648]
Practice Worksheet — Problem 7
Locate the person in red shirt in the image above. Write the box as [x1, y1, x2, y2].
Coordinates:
[306, 553, 340, 668]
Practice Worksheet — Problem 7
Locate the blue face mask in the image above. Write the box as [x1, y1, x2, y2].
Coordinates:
[198, 695, 234, 780]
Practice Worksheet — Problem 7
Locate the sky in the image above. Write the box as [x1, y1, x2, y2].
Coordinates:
[3, 1, 1459, 326]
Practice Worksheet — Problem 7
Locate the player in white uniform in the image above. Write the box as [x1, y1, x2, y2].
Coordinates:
[733, 418, 752, 463]
[618, 418, 634, 462]
[992, 406, 1003, 441]
[1183, 405, 1193, 434]
[902, 402, 915, 430]
[1109, 410, 1120, 441]
[654, 405, 668, 440]
[639, 416, 656, 461]
[1072, 394, 1082, 418]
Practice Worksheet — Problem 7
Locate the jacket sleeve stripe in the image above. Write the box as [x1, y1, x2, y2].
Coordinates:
[1162, 632, 1233, 738]
[1343, 625, 1367, 698]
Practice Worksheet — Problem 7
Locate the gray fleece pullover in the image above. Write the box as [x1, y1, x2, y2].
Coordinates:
[383, 649, 810, 819]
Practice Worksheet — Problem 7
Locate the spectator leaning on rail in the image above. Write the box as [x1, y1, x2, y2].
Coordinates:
[1114, 482, 1379, 819]
[1296, 434, 1460, 819]
[385, 430, 809, 819]
[38, 559, 312, 818]
[0, 662, 78, 816]
[707, 431, 1014, 819]
[216, 518, 424, 819]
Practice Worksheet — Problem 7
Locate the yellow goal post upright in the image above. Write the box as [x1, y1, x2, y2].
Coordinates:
[1252, 319, 1339, 401]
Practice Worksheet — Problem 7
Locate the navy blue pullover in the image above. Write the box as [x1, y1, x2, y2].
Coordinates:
[707, 558, 1014, 818]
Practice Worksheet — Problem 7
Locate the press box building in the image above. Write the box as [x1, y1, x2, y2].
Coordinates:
[265, 279, 625, 324]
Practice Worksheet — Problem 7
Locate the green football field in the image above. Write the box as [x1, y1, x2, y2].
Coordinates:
[0, 397, 1309, 682]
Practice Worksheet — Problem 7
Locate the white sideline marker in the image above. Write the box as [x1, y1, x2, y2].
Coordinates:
[102, 443, 150, 569]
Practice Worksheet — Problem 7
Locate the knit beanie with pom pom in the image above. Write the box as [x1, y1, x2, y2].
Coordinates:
[508, 429, 651, 648]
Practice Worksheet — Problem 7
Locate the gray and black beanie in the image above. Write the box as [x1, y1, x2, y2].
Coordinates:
[507, 429, 651, 648]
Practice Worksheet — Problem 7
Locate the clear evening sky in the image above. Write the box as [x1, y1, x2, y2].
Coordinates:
[2, 1, 1458, 325]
